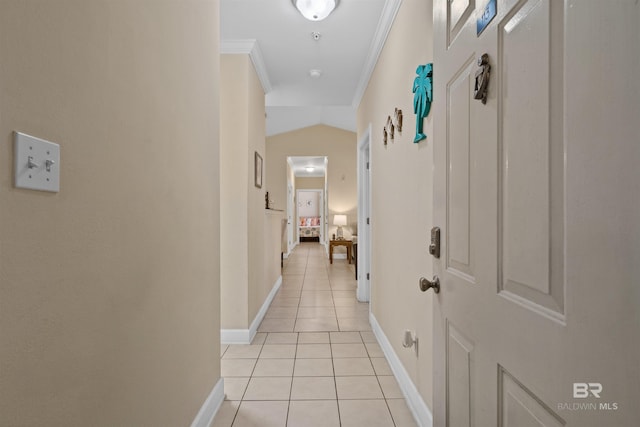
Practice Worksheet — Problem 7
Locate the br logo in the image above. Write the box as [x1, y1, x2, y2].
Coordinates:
[573, 383, 603, 398]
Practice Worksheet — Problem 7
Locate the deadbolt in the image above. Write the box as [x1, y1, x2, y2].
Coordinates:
[419, 276, 440, 293]
[429, 227, 440, 258]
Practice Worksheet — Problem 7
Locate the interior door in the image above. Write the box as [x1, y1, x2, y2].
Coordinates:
[324, 166, 329, 252]
[287, 184, 294, 253]
[432, 1, 640, 426]
[357, 130, 371, 302]
[319, 190, 325, 244]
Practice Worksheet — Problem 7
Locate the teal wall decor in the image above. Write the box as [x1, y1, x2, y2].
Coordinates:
[413, 63, 433, 143]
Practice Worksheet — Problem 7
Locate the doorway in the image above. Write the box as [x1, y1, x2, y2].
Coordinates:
[296, 189, 324, 244]
[287, 156, 328, 247]
[357, 124, 371, 302]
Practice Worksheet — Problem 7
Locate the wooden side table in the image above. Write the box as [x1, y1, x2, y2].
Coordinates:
[329, 239, 353, 264]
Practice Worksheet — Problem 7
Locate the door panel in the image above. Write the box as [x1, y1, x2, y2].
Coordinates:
[501, 0, 551, 295]
[448, 0, 475, 46]
[498, 0, 565, 316]
[447, 57, 476, 280]
[447, 322, 474, 427]
[433, 0, 640, 426]
[499, 368, 564, 427]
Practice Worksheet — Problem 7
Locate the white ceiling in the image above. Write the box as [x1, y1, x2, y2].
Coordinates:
[288, 156, 327, 177]
[221, 0, 401, 136]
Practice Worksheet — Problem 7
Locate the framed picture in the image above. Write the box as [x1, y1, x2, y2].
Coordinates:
[254, 151, 263, 188]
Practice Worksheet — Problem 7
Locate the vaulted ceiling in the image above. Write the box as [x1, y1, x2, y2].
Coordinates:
[220, 0, 401, 136]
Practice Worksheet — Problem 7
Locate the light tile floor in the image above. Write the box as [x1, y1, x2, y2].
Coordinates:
[213, 243, 417, 427]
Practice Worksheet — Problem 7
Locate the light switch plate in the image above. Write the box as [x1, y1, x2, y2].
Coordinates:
[14, 131, 60, 192]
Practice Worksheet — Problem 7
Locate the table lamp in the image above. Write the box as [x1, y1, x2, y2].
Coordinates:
[333, 214, 347, 240]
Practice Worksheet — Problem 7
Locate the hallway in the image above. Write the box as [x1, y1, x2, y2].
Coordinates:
[213, 243, 418, 427]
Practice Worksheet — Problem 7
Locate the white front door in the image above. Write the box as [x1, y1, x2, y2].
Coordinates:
[433, 1, 640, 426]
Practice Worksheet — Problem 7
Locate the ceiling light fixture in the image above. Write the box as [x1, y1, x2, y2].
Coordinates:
[292, 0, 338, 21]
[305, 166, 315, 172]
[309, 69, 322, 79]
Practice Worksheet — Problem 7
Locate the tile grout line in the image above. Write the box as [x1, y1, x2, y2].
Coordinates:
[224, 244, 399, 427]
[377, 373, 399, 427]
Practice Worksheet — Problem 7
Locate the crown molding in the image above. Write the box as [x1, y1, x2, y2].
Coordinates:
[221, 39, 273, 93]
[351, 0, 403, 109]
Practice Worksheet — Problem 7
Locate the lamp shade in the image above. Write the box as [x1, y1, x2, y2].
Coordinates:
[333, 214, 347, 226]
[292, 0, 337, 21]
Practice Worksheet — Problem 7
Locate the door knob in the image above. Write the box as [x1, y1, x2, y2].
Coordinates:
[419, 276, 440, 293]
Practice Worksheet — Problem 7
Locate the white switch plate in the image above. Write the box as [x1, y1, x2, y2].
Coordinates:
[14, 131, 60, 192]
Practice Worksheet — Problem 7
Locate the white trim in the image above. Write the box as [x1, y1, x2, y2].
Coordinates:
[351, 0, 403, 108]
[290, 241, 299, 252]
[357, 124, 372, 302]
[220, 39, 272, 93]
[287, 182, 294, 254]
[190, 378, 224, 427]
[370, 313, 433, 427]
[332, 253, 347, 260]
[220, 276, 282, 344]
[249, 275, 282, 339]
[219, 328, 250, 344]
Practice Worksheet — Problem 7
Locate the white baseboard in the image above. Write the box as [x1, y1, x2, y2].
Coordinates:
[190, 378, 224, 427]
[220, 328, 251, 344]
[370, 313, 433, 427]
[221, 276, 282, 345]
[248, 275, 282, 339]
[332, 254, 347, 260]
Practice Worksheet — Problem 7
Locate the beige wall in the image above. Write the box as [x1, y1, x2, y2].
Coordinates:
[220, 54, 275, 330]
[247, 58, 269, 324]
[356, 0, 435, 411]
[221, 55, 250, 328]
[297, 190, 321, 217]
[266, 125, 357, 244]
[264, 210, 285, 304]
[0, 2, 221, 426]
[296, 176, 325, 190]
